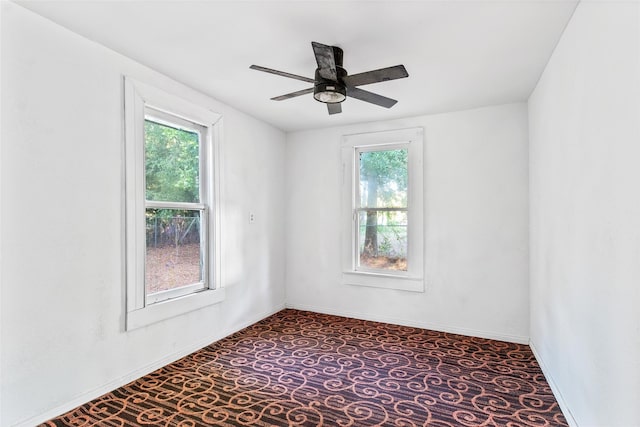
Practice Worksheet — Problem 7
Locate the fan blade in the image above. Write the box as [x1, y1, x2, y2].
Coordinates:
[342, 65, 409, 87]
[347, 87, 398, 108]
[327, 103, 342, 115]
[311, 42, 337, 81]
[250, 65, 315, 84]
[271, 87, 314, 101]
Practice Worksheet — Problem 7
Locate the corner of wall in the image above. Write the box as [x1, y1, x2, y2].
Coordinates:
[529, 340, 579, 427]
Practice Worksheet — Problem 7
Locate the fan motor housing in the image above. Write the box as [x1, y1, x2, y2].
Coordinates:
[314, 66, 347, 104]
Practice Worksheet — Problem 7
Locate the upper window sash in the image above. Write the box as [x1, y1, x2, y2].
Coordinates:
[355, 142, 409, 210]
[144, 107, 206, 205]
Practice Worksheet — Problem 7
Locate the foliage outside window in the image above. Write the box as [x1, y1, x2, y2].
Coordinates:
[145, 119, 200, 203]
[341, 128, 424, 292]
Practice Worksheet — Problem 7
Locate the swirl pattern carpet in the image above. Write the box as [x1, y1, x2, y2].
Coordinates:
[43, 309, 567, 426]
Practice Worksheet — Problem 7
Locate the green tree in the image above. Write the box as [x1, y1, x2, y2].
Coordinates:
[144, 119, 200, 203]
[359, 148, 408, 257]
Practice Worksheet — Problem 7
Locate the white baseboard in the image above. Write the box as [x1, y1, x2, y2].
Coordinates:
[529, 340, 578, 427]
[16, 303, 285, 427]
[285, 303, 529, 344]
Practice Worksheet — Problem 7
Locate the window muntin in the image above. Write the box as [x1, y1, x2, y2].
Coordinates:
[355, 146, 409, 272]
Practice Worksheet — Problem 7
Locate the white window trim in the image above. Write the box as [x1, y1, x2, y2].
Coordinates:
[341, 127, 425, 292]
[123, 76, 224, 330]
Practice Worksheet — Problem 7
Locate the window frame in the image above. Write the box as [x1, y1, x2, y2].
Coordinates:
[143, 108, 208, 305]
[124, 76, 224, 330]
[354, 143, 409, 276]
[341, 128, 424, 292]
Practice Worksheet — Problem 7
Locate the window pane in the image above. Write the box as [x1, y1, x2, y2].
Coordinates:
[358, 210, 407, 271]
[359, 148, 408, 208]
[145, 119, 200, 203]
[146, 209, 203, 295]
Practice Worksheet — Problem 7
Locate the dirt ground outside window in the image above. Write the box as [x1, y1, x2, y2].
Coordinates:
[145, 243, 201, 294]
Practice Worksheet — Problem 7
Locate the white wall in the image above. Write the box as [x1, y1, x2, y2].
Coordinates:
[285, 103, 530, 343]
[528, 2, 640, 426]
[0, 3, 286, 426]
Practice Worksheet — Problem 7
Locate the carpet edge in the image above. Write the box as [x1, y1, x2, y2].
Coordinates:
[285, 303, 530, 344]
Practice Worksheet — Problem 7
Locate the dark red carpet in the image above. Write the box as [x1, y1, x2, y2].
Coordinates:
[43, 309, 567, 426]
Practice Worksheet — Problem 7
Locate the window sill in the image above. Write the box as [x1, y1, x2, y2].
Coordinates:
[341, 271, 424, 292]
[126, 287, 225, 331]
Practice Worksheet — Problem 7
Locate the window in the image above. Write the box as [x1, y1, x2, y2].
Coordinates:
[144, 112, 207, 304]
[341, 128, 424, 292]
[124, 77, 224, 330]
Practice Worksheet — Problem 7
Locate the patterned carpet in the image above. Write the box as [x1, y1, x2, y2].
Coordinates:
[43, 309, 567, 426]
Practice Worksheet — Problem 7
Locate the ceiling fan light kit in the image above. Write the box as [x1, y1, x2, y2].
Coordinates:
[250, 41, 408, 115]
[314, 83, 346, 103]
[314, 68, 347, 104]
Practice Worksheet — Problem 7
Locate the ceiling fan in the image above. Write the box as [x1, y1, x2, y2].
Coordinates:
[250, 42, 409, 115]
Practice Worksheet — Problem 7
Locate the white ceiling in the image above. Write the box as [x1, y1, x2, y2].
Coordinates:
[16, 0, 578, 132]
